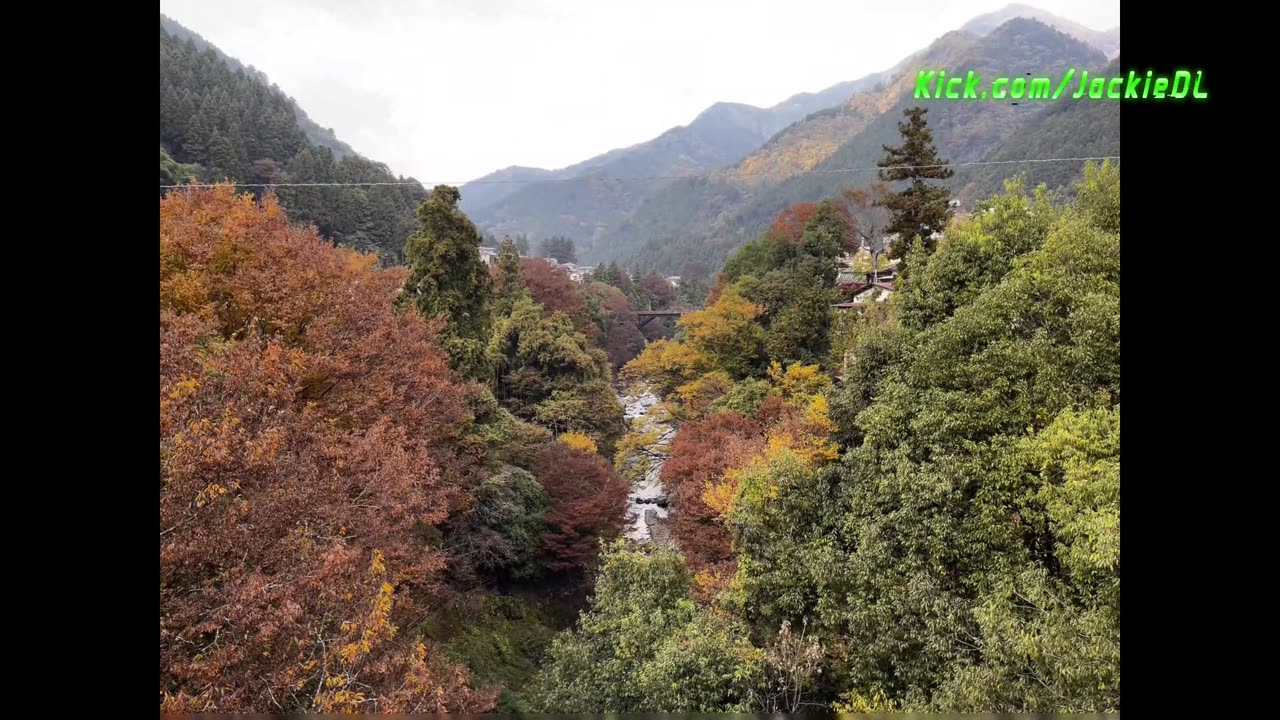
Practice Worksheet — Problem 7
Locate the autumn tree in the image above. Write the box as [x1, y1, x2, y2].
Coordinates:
[621, 338, 713, 397]
[876, 106, 954, 259]
[660, 411, 765, 575]
[518, 257, 594, 335]
[160, 185, 497, 713]
[679, 286, 766, 379]
[583, 281, 646, 368]
[635, 273, 675, 311]
[401, 184, 493, 379]
[533, 444, 629, 573]
[768, 201, 855, 249]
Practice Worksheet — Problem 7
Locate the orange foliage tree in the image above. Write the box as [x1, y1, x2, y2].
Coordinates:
[769, 201, 855, 245]
[659, 412, 765, 576]
[159, 185, 498, 713]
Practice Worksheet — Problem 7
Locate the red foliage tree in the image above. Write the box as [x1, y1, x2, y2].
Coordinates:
[160, 186, 498, 713]
[518, 257, 594, 334]
[660, 411, 766, 574]
[681, 261, 710, 284]
[533, 443, 629, 573]
[755, 393, 799, 427]
[769, 201, 856, 245]
[636, 273, 676, 310]
[584, 282, 646, 368]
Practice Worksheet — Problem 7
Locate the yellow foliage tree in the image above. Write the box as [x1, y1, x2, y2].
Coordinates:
[794, 394, 839, 465]
[558, 431, 598, 455]
[702, 440, 794, 519]
[766, 361, 831, 404]
[316, 550, 398, 713]
[621, 338, 711, 396]
[673, 371, 733, 418]
[678, 287, 765, 379]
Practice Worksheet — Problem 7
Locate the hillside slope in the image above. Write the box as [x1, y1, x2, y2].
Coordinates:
[159, 15, 426, 263]
[956, 56, 1121, 203]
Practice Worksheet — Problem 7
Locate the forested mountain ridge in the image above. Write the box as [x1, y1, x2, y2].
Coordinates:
[459, 72, 891, 261]
[159, 15, 425, 263]
[620, 18, 1109, 273]
[461, 72, 891, 214]
[160, 14, 359, 160]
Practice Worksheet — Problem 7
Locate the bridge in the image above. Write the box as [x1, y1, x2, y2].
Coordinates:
[636, 310, 689, 328]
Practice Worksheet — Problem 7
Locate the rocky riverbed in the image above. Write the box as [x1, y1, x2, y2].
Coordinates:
[617, 386, 676, 543]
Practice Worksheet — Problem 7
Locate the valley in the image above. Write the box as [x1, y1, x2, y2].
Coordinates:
[159, 3, 1121, 714]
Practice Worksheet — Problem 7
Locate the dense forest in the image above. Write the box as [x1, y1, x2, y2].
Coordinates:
[159, 18, 426, 264]
[160, 78, 1119, 711]
[571, 160, 1120, 713]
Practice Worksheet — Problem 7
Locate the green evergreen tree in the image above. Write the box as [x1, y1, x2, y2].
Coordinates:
[494, 236, 527, 317]
[540, 236, 577, 264]
[876, 107, 954, 260]
[401, 185, 494, 379]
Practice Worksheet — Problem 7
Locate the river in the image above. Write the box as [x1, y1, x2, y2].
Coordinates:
[617, 385, 676, 544]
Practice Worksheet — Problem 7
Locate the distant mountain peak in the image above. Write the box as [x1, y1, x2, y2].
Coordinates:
[962, 4, 1119, 57]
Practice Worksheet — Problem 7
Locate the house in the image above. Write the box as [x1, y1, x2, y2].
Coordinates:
[478, 246, 500, 266]
[870, 257, 900, 283]
[566, 264, 594, 283]
[665, 276, 681, 289]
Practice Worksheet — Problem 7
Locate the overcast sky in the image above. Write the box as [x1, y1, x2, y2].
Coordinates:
[160, 0, 1119, 183]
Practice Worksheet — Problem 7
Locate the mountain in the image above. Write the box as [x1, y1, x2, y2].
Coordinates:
[159, 14, 426, 263]
[458, 71, 890, 259]
[458, 166, 561, 216]
[962, 3, 1119, 58]
[463, 5, 1118, 272]
[955, 55, 1121, 204]
[732, 30, 976, 185]
[619, 18, 1111, 273]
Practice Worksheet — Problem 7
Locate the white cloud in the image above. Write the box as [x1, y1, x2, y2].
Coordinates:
[160, 0, 1119, 182]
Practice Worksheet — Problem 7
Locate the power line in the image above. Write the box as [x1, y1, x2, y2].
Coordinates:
[159, 155, 1120, 189]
